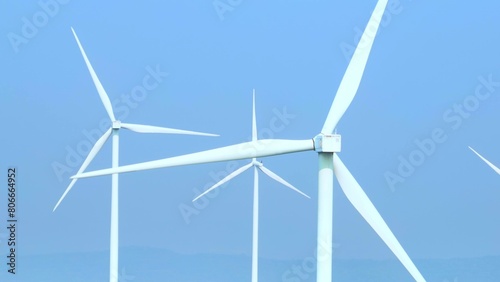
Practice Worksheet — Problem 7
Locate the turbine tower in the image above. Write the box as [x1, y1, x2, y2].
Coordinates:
[53, 27, 218, 282]
[71, 1, 426, 281]
[192, 90, 310, 282]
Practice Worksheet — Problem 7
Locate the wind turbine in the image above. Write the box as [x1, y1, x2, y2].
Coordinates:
[53, 27, 218, 282]
[193, 90, 310, 282]
[469, 146, 500, 174]
[71, 1, 426, 281]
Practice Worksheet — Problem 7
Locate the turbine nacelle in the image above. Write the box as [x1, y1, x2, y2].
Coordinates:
[112, 120, 122, 129]
[313, 134, 341, 153]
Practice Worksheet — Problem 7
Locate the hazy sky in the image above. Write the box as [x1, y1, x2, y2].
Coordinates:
[1, 0, 500, 280]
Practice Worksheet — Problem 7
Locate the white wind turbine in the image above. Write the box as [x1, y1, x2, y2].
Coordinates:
[192, 90, 310, 282]
[53, 27, 218, 282]
[71, 1, 426, 281]
[469, 146, 500, 175]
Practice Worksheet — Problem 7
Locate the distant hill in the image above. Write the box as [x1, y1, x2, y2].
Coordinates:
[0, 247, 498, 281]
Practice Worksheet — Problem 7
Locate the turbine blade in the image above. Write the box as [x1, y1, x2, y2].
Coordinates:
[72, 139, 314, 179]
[321, 0, 389, 134]
[333, 154, 425, 282]
[193, 162, 253, 202]
[258, 166, 310, 198]
[71, 27, 116, 121]
[53, 178, 78, 212]
[53, 128, 112, 211]
[121, 123, 219, 137]
[252, 90, 257, 142]
[469, 146, 500, 175]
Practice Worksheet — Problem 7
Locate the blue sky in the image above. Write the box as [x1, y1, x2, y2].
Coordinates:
[1, 0, 500, 280]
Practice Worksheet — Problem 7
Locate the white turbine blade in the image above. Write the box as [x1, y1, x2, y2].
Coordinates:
[53, 128, 112, 212]
[321, 0, 389, 134]
[121, 123, 218, 137]
[193, 162, 253, 202]
[333, 154, 425, 282]
[71, 27, 116, 121]
[257, 166, 310, 199]
[469, 146, 500, 175]
[72, 139, 314, 179]
[53, 179, 79, 212]
[252, 89, 257, 142]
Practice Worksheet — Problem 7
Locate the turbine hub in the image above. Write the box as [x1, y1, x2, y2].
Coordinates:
[252, 160, 263, 167]
[313, 134, 341, 153]
[112, 120, 121, 129]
